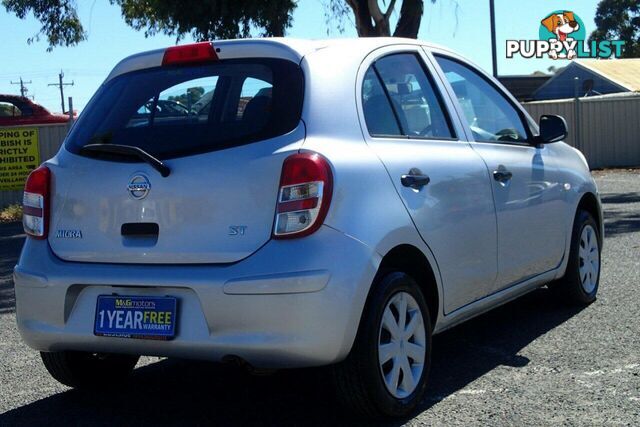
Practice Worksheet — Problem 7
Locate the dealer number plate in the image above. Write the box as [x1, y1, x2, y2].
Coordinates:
[94, 295, 177, 340]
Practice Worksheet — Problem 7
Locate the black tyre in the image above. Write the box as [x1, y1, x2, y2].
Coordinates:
[332, 272, 432, 418]
[40, 351, 139, 388]
[552, 210, 601, 305]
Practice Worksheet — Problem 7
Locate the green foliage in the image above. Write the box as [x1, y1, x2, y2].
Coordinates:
[2, 0, 86, 51]
[0, 204, 23, 222]
[589, 0, 640, 58]
[547, 66, 566, 75]
[111, 0, 297, 41]
[3, 0, 444, 50]
[2, 0, 297, 50]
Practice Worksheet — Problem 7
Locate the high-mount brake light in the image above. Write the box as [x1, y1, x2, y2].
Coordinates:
[23, 166, 51, 239]
[273, 153, 333, 239]
[162, 42, 218, 66]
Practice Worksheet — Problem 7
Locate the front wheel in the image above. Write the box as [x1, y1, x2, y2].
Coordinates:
[332, 272, 432, 418]
[41, 351, 139, 388]
[552, 210, 601, 305]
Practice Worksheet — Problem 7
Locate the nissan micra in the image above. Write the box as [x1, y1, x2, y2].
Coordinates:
[15, 38, 602, 418]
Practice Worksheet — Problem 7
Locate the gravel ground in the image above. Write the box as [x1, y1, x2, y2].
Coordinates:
[0, 170, 638, 426]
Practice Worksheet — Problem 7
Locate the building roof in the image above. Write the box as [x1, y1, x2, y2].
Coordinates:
[530, 59, 638, 100]
[498, 75, 552, 101]
[576, 59, 640, 92]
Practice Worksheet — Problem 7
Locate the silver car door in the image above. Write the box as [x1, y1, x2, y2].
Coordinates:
[431, 52, 567, 288]
[357, 45, 498, 314]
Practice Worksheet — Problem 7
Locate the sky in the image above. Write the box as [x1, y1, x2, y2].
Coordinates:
[0, 0, 600, 113]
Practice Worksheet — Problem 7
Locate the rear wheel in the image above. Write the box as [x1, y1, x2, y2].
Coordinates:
[332, 272, 432, 418]
[552, 210, 601, 305]
[40, 351, 139, 388]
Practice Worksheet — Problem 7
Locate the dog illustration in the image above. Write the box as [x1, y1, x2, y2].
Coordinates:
[541, 11, 580, 59]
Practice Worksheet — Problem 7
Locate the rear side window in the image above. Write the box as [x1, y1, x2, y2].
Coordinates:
[66, 59, 303, 159]
[362, 53, 455, 140]
[362, 68, 402, 137]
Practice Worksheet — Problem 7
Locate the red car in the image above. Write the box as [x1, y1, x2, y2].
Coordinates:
[0, 95, 70, 126]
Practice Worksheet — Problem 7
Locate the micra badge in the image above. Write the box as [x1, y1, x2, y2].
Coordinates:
[55, 229, 83, 239]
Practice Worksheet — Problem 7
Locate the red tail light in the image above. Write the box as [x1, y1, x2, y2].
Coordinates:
[273, 153, 333, 239]
[23, 166, 51, 239]
[162, 42, 218, 66]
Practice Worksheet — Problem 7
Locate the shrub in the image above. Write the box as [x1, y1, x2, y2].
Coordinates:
[0, 204, 23, 222]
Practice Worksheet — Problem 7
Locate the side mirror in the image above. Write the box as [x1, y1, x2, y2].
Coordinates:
[535, 114, 568, 144]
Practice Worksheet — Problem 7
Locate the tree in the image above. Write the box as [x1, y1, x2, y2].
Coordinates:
[589, 0, 640, 58]
[547, 65, 566, 74]
[2, 0, 86, 50]
[326, 0, 437, 38]
[3, 0, 440, 51]
[112, 0, 296, 41]
[2, 0, 297, 51]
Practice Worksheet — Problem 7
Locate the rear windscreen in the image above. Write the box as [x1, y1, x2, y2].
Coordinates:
[66, 58, 304, 159]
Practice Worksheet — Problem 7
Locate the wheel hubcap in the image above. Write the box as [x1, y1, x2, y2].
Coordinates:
[578, 224, 599, 294]
[378, 291, 426, 398]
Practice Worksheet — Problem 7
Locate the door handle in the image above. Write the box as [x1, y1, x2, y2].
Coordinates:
[401, 169, 431, 189]
[493, 170, 513, 182]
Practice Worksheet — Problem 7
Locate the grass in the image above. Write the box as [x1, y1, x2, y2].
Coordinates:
[0, 204, 23, 223]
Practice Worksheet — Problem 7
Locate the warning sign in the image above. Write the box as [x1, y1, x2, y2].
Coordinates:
[0, 127, 41, 191]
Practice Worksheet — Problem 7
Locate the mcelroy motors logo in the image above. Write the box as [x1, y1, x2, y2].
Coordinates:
[506, 10, 625, 60]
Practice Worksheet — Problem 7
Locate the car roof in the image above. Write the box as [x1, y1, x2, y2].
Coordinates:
[252, 37, 453, 56]
[1, 94, 42, 109]
[105, 37, 456, 82]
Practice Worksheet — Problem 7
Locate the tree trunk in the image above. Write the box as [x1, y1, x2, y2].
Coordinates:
[346, 0, 424, 38]
[347, 0, 390, 36]
[352, 0, 379, 36]
[393, 0, 423, 38]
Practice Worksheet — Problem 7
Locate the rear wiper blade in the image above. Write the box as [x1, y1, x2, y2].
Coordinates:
[81, 144, 171, 177]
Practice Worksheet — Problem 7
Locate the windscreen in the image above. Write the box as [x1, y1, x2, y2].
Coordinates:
[65, 58, 304, 159]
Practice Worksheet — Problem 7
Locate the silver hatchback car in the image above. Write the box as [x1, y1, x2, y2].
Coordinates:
[15, 38, 602, 417]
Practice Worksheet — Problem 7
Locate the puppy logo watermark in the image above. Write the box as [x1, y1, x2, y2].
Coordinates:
[506, 10, 625, 60]
[540, 11, 584, 59]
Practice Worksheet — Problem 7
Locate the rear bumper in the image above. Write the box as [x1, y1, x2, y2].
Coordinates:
[14, 225, 379, 369]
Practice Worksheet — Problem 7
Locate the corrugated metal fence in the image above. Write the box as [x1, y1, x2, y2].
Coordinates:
[523, 94, 640, 169]
[0, 123, 69, 208]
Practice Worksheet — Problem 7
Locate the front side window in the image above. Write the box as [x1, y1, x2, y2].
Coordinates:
[435, 56, 529, 144]
[362, 53, 454, 140]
